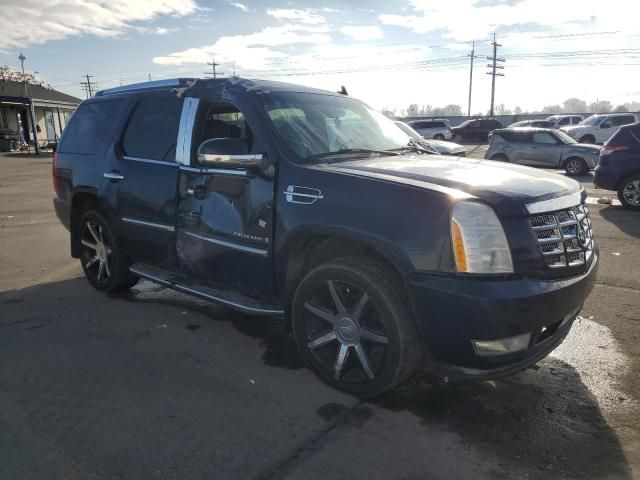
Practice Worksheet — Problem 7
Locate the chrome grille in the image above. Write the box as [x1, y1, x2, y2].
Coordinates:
[528, 204, 594, 269]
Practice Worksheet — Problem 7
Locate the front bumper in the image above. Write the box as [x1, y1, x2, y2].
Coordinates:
[409, 252, 598, 380]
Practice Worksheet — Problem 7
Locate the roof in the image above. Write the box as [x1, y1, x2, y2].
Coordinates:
[96, 77, 342, 98]
[0, 80, 81, 104]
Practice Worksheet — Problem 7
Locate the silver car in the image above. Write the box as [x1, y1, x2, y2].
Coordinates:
[395, 121, 465, 156]
[406, 119, 452, 140]
[484, 128, 601, 176]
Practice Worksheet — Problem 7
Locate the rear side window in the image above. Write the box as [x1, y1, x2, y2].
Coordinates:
[122, 96, 183, 161]
[611, 115, 635, 126]
[558, 117, 570, 126]
[431, 121, 445, 128]
[497, 131, 529, 143]
[58, 100, 124, 155]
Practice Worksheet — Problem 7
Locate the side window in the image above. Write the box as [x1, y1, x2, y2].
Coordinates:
[572, 117, 582, 125]
[616, 115, 635, 126]
[532, 132, 558, 144]
[468, 121, 480, 128]
[433, 122, 445, 128]
[193, 102, 260, 162]
[58, 100, 124, 155]
[122, 96, 183, 161]
[558, 117, 570, 126]
[0, 109, 8, 129]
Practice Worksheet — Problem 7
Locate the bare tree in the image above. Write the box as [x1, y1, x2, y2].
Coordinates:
[589, 100, 612, 113]
[0, 65, 44, 86]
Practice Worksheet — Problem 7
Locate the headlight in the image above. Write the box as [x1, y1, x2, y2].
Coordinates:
[450, 201, 514, 274]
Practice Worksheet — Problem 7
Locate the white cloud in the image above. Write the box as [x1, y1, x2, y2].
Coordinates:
[266, 8, 326, 25]
[340, 25, 383, 41]
[380, 0, 637, 42]
[229, 2, 249, 12]
[0, 0, 198, 50]
[153, 24, 332, 70]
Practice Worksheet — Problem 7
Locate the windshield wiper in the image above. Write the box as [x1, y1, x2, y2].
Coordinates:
[306, 148, 400, 163]
[388, 139, 432, 154]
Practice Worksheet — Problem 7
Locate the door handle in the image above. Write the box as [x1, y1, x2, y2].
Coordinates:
[104, 171, 124, 181]
[186, 184, 208, 200]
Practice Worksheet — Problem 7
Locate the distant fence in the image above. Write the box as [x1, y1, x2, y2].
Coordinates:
[400, 112, 640, 127]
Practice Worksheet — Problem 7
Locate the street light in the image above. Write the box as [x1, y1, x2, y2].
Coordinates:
[18, 52, 40, 154]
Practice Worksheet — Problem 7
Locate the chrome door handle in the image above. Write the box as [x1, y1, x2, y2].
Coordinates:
[104, 172, 125, 181]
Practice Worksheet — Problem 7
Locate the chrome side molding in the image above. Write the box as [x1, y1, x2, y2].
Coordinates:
[121, 217, 175, 232]
[184, 231, 268, 257]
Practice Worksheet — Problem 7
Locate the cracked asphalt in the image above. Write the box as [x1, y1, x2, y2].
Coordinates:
[0, 152, 638, 479]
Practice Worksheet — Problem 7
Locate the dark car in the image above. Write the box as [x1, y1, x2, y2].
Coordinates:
[0, 128, 19, 152]
[52, 78, 598, 397]
[451, 118, 503, 141]
[594, 122, 640, 210]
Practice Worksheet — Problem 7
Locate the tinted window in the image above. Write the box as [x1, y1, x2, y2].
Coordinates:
[571, 117, 582, 124]
[497, 131, 530, 143]
[58, 100, 124, 155]
[532, 132, 558, 144]
[611, 115, 635, 126]
[558, 117, 570, 126]
[532, 121, 555, 128]
[432, 121, 445, 128]
[122, 96, 183, 161]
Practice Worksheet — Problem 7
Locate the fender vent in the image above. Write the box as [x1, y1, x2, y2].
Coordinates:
[284, 185, 324, 205]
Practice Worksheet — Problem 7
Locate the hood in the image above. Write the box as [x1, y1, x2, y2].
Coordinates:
[314, 155, 582, 217]
[424, 140, 465, 154]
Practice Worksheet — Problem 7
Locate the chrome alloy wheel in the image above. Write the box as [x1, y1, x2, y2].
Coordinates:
[81, 221, 112, 283]
[303, 280, 388, 382]
[565, 158, 584, 175]
[622, 179, 640, 207]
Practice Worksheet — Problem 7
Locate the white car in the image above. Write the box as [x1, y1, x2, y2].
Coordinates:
[406, 119, 453, 140]
[562, 113, 638, 144]
[545, 115, 583, 129]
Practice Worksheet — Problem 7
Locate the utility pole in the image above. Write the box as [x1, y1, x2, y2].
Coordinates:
[467, 41, 479, 117]
[18, 53, 40, 154]
[148, 74, 152, 82]
[80, 74, 94, 98]
[486, 33, 505, 117]
[205, 55, 224, 78]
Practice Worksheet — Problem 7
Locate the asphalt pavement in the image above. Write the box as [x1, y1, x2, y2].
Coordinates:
[1, 152, 638, 480]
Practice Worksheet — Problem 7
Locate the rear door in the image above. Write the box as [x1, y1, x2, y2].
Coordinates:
[110, 92, 184, 270]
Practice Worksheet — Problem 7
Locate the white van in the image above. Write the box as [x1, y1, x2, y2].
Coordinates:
[562, 113, 638, 144]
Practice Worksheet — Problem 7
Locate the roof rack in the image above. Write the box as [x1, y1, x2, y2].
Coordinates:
[95, 78, 199, 97]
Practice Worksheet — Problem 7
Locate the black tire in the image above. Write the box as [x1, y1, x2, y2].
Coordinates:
[579, 135, 595, 144]
[491, 154, 508, 162]
[291, 257, 421, 398]
[434, 134, 445, 140]
[617, 175, 640, 210]
[78, 210, 138, 292]
[564, 157, 588, 176]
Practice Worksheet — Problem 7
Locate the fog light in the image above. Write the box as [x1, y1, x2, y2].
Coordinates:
[472, 333, 532, 356]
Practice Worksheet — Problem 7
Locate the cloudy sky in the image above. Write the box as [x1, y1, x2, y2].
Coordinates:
[1, 0, 639, 113]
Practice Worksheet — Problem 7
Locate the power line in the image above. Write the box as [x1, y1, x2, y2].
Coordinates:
[486, 33, 505, 116]
[80, 74, 94, 98]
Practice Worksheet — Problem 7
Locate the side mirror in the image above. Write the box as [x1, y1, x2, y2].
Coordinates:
[197, 138, 265, 171]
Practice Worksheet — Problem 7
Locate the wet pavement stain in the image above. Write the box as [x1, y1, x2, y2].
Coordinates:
[185, 324, 201, 332]
[113, 282, 305, 370]
[317, 403, 349, 422]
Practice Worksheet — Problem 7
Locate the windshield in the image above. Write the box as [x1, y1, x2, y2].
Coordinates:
[456, 119, 473, 128]
[262, 92, 411, 163]
[553, 130, 577, 144]
[580, 115, 603, 126]
[394, 121, 422, 140]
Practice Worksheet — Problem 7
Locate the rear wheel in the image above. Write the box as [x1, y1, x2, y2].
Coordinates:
[78, 210, 138, 292]
[434, 134, 445, 140]
[618, 176, 640, 210]
[292, 257, 421, 398]
[491, 154, 508, 162]
[579, 135, 595, 144]
[564, 157, 588, 176]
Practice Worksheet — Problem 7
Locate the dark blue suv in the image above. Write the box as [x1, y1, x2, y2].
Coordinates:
[594, 122, 640, 210]
[53, 78, 598, 397]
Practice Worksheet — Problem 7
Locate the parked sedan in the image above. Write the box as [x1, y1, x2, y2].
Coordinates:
[406, 119, 452, 140]
[394, 121, 440, 154]
[594, 122, 640, 210]
[451, 118, 503, 141]
[485, 128, 600, 176]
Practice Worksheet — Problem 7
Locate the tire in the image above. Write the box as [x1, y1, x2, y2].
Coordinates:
[291, 257, 421, 398]
[564, 157, 588, 176]
[579, 135, 595, 144]
[617, 176, 640, 210]
[490, 154, 508, 162]
[77, 210, 138, 292]
[434, 134, 445, 140]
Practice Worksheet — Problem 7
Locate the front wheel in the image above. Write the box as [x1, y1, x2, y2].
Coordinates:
[292, 257, 421, 398]
[618, 176, 640, 210]
[78, 210, 138, 292]
[564, 157, 588, 176]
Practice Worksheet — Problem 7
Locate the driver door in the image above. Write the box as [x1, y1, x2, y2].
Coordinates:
[176, 100, 276, 298]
